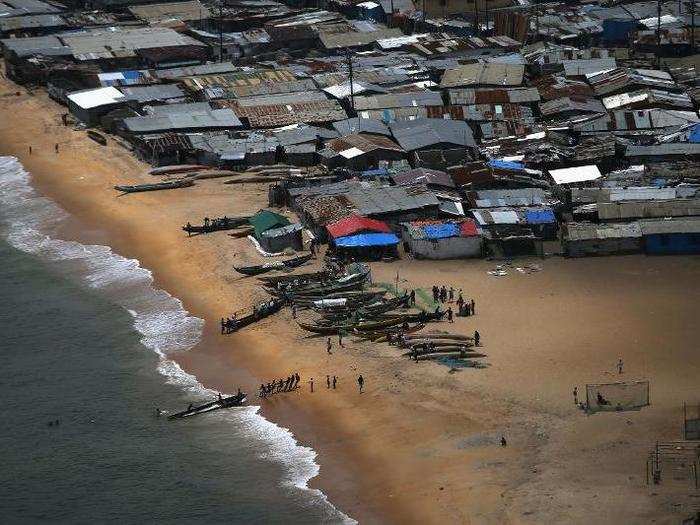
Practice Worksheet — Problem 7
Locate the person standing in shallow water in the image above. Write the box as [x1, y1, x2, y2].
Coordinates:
[357, 375, 364, 393]
[332, 376, 337, 389]
[309, 378, 314, 393]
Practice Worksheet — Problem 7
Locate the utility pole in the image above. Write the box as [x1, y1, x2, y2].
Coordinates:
[656, 0, 662, 68]
[691, 0, 696, 54]
[218, 2, 224, 63]
[346, 48, 355, 115]
[484, 0, 488, 35]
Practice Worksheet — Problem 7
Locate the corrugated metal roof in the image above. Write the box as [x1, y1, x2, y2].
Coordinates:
[566, 222, 642, 241]
[639, 218, 700, 235]
[319, 28, 403, 49]
[598, 199, 700, 220]
[440, 63, 524, 88]
[332, 118, 391, 137]
[124, 103, 242, 132]
[119, 84, 186, 103]
[354, 91, 443, 111]
[67, 87, 125, 109]
[549, 165, 602, 184]
[389, 118, 475, 151]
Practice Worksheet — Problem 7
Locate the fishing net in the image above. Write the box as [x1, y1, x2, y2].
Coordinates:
[586, 381, 650, 412]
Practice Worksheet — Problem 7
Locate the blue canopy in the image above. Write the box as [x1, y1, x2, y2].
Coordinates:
[688, 123, 700, 144]
[489, 159, 525, 172]
[423, 223, 460, 240]
[335, 233, 400, 248]
[525, 209, 556, 224]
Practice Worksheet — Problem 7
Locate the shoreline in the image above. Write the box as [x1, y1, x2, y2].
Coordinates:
[3, 76, 700, 524]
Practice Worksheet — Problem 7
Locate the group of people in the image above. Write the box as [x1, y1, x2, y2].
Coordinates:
[308, 374, 364, 393]
[259, 373, 301, 398]
[431, 286, 476, 317]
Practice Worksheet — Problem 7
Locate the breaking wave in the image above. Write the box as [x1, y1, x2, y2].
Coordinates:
[0, 156, 354, 524]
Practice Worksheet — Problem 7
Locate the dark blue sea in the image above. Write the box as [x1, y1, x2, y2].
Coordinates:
[0, 156, 352, 524]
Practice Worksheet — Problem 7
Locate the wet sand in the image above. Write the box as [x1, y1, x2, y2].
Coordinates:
[2, 76, 700, 524]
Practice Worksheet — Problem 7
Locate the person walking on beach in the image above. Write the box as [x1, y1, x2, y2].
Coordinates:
[29, 145, 32, 155]
[448, 287, 454, 302]
[456, 294, 464, 310]
[357, 375, 364, 393]
[501, 436, 507, 447]
[409, 289, 416, 306]
[326, 375, 331, 389]
[295, 372, 300, 388]
[617, 358, 624, 374]
[54, 143, 59, 154]
[573, 387, 578, 405]
[332, 376, 337, 389]
[474, 330, 480, 347]
[326, 338, 332, 354]
[440, 286, 447, 303]
[471, 299, 476, 315]
[309, 378, 314, 393]
[338, 332, 344, 347]
[447, 307, 454, 323]
[292, 304, 297, 319]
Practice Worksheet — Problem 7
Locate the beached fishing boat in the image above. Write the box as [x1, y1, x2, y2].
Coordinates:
[353, 322, 426, 341]
[401, 333, 472, 342]
[296, 320, 347, 335]
[404, 339, 474, 349]
[234, 261, 284, 276]
[415, 352, 486, 361]
[115, 179, 194, 194]
[87, 130, 107, 146]
[150, 164, 208, 176]
[168, 392, 247, 420]
[182, 216, 250, 234]
[258, 270, 329, 286]
[283, 253, 312, 269]
[227, 299, 284, 333]
[234, 254, 312, 276]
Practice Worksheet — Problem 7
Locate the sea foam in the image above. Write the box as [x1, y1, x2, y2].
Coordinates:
[0, 156, 355, 524]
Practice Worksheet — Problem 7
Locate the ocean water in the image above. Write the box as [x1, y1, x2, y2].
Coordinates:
[0, 156, 353, 524]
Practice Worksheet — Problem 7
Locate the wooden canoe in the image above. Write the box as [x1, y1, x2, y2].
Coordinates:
[150, 164, 208, 176]
[415, 352, 486, 361]
[168, 392, 247, 420]
[115, 179, 194, 193]
[87, 130, 107, 145]
[183, 216, 250, 234]
[234, 261, 284, 276]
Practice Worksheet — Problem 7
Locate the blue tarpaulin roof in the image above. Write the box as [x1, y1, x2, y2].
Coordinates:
[361, 168, 389, 178]
[335, 233, 400, 247]
[423, 223, 460, 239]
[489, 159, 525, 171]
[525, 209, 556, 224]
[688, 123, 700, 144]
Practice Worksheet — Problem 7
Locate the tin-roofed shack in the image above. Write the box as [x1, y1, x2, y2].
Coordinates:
[564, 222, 643, 257]
[401, 219, 483, 259]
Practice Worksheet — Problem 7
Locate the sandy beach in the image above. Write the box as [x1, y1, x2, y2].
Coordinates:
[2, 76, 700, 524]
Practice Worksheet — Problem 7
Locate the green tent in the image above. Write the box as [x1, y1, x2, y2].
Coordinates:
[249, 209, 291, 238]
